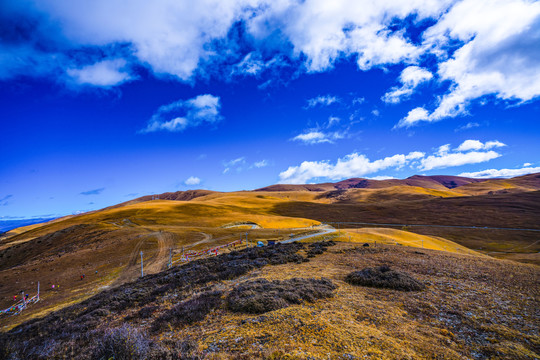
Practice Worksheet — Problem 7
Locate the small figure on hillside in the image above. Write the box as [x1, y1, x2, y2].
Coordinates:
[95, 270, 98, 274]
[13, 295, 16, 301]
[52, 285, 55, 289]
[80, 275, 84, 280]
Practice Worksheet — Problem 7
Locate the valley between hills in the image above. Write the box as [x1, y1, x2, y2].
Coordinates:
[0, 173, 539, 359]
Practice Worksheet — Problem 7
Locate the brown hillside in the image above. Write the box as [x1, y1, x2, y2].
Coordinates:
[256, 175, 488, 192]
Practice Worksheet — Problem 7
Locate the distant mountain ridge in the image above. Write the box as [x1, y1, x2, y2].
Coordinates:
[0, 217, 58, 233]
[255, 175, 488, 192]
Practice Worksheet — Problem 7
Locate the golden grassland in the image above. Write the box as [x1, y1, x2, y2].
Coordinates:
[338, 186, 466, 203]
[337, 228, 484, 256]
[1, 184, 538, 336]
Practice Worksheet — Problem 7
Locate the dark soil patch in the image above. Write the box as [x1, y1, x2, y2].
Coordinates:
[345, 265, 425, 291]
[227, 277, 337, 314]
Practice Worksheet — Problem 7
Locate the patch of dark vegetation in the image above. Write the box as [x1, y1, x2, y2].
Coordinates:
[153, 291, 223, 331]
[336, 245, 389, 255]
[0, 242, 320, 358]
[227, 277, 337, 314]
[137, 305, 160, 319]
[90, 324, 201, 360]
[307, 240, 335, 258]
[345, 265, 425, 291]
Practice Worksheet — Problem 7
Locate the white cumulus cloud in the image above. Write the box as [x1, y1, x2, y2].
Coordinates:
[420, 151, 501, 171]
[396, 107, 430, 128]
[140, 94, 221, 133]
[184, 176, 201, 185]
[455, 139, 506, 152]
[382, 66, 433, 104]
[458, 166, 540, 178]
[279, 138, 508, 183]
[279, 151, 424, 184]
[2, 0, 539, 122]
[402, 0, 540, 126]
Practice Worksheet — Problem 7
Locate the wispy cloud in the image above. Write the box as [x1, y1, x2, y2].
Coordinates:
[253, 160, 269, 168]
[291, 130, 345, 145]
[80, 188, 105, 196]
[455, 122, 480, 132]
[0, 195, 13, 206]
[223, 157, 246, 174]
[305, 95, 340, 108]
[140, 94, 222, 133]
[66, 59, 133, 87]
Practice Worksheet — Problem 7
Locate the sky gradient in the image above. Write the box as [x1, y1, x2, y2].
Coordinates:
[1, 0, 539, 218]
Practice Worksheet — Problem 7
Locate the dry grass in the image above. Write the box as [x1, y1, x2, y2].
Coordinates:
[192, 243, 539, 359]
[339, 227, 483, 256]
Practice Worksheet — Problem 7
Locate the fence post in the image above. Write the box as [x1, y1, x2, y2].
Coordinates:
[140, 251, 144, 277]
[37, 282, 40, 300]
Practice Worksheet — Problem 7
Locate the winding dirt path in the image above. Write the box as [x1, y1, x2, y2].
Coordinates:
[113, 230, 176, 285]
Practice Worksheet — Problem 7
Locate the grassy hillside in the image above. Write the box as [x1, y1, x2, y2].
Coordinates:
[1, 241, 538, 359]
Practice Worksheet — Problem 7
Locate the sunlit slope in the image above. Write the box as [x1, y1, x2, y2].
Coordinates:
[339, 228, 483, 256]
[320, 185, 466, 203]
[3, 193, 322, 245]
[456, 173, 540, 195]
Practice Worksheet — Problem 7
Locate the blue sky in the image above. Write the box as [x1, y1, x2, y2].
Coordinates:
[1, 0, 539, 218]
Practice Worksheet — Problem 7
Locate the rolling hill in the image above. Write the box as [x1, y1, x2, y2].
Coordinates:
[0, 173, 539, 359]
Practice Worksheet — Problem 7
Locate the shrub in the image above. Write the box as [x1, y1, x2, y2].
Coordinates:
[138, 305, 159, 319]
[91, 324, 150, 360]
[227, 278, 337, 314]
[307, 240, 336, 257]
[153, 291, 223, 330]
[345, 266, 425, 291]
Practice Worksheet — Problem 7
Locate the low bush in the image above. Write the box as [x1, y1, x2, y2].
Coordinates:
[227, 278, 337, 314]
[153, 291, 223, 331]
[137, 305, 159, 319]
[345, 265, 425, 291]
[307, 240, 335, 257]
[91, 324, 151, 360]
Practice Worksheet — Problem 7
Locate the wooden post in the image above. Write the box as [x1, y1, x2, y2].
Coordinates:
[140, 251, 144, 277]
